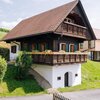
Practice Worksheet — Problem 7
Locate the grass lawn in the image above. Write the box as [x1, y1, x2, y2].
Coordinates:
[0, 60, 100, 97]
[58, 60, 100, 92]
[0, 64, 45, 97]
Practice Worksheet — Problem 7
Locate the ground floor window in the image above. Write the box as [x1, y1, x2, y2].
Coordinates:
[93, 51, 100, 61]
[11, 45, 17, 53]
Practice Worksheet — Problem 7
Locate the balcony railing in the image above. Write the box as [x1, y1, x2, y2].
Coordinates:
[56, 22, 87, 39]
[30, 52, 87, 65]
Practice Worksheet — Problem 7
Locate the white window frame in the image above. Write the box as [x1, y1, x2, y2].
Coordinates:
[59, 43, 66, 51]
[69, 44, 74, 52]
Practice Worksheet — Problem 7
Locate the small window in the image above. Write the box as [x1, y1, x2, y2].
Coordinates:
[23, 43, 28, 51]
[60, 43, 66, 51]
[11, 45, 17, 53]
[40, 43, 46, 52]
[88, 41, 91, 48]
[80, 43, 83, 49]
[75, 74, 78, 77]
[32, 43, 35, 50]
[57, 77, 61, 80]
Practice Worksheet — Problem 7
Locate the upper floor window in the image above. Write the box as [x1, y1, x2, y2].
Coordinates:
[32, 43, 36, 50]
[60, 43, 66, 51]
[40, 43, 46, 52]
[11, 45, 17, 53]
[69, 44, 74, 52]
[23, 42, 28, 51]
[65, 18, 74, 23]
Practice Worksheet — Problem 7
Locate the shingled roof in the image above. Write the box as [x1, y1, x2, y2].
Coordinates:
[3, 0, 79, 40]
[3, 0, 95, 41]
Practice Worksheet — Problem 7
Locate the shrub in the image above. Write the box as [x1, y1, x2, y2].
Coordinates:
[0, 56, 7, 82]
[0, 47, 9, 61]
[15, 51, 32, 80]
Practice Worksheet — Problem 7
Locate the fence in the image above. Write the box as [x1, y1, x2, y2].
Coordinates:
[53, 93, 71, 100]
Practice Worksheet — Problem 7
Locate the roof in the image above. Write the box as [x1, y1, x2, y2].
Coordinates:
[93, 29, 100, 39]
[3, 0, 78, 40]
[3, 0, 95, 41]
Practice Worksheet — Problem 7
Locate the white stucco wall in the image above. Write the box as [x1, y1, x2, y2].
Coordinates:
[10, 42, 20, 60]
[95, 40, 100, 51]
[52, 64, 81, 88]
[32, 64, 53, 86]
[33, 63, 81, 88]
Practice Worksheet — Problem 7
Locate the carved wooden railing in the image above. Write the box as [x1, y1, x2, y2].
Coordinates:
[56, 22, 87, 39]
[30, 52, 87, 65]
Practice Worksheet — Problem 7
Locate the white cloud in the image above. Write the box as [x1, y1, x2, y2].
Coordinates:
[0, 18, 23, 29]
[1, 0, 13, 4]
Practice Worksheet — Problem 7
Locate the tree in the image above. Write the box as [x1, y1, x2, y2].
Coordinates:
[15, 51, 32, 80]
[0, 56, 7, 82]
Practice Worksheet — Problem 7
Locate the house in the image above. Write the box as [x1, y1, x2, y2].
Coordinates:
[3, 0, 95, 88]
[89, 29, 100, 61]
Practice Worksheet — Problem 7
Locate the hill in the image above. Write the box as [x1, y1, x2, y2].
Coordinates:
[59, 60, 100, 92]
[0, 28, 10, 48]
[0, 28, 9, 40]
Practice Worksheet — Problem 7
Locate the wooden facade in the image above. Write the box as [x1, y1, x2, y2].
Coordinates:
[4, 0, 95, 65]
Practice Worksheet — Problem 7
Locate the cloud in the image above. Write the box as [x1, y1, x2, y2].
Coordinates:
[1, 0, 13, 4]
[0, 18, 23, 29]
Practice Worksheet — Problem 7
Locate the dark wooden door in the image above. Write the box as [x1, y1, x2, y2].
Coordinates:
[65, 72, 69, 87]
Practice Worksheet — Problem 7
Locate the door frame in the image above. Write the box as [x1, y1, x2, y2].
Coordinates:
[64, 72, 72, 87]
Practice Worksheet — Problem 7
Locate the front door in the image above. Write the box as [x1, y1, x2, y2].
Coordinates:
[64, 72, 69, 87]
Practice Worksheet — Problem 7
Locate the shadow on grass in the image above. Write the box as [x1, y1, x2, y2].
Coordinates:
[3, 64, 44, 93]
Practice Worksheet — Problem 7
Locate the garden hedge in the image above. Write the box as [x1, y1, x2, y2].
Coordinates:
[0, 47, 9, 61]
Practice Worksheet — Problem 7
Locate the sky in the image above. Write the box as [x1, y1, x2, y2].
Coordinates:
[0, 0, 100, 29]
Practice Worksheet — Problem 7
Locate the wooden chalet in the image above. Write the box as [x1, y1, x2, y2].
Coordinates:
[3, 0, 95, 88]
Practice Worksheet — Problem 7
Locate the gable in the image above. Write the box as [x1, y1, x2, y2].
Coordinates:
[55, 0, 95, 40]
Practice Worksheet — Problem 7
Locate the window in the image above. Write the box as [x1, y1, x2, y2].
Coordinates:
[60, 43, 66, 51]
[23, 43, 28, 51]
[32, 43, 36, 50]
[70, 44, 74, 52]
[40, 43, 46, 52]
[75, 74, 78, 77]
[57, 77, 61, 80]
[88, 41, 91, 48]
[80, 43, 83, 49]
[11, 45, 17, 53]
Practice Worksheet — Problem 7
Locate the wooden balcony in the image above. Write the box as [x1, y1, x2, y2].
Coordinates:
[56, 21, 87, 39]
[30, 52, 87, 65]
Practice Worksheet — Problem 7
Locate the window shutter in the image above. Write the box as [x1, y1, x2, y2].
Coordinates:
[45, 43, 48, 50]
[35, 43, 38, 50]
[66, 44, 69, 52]
[74, 44, 77, 52]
